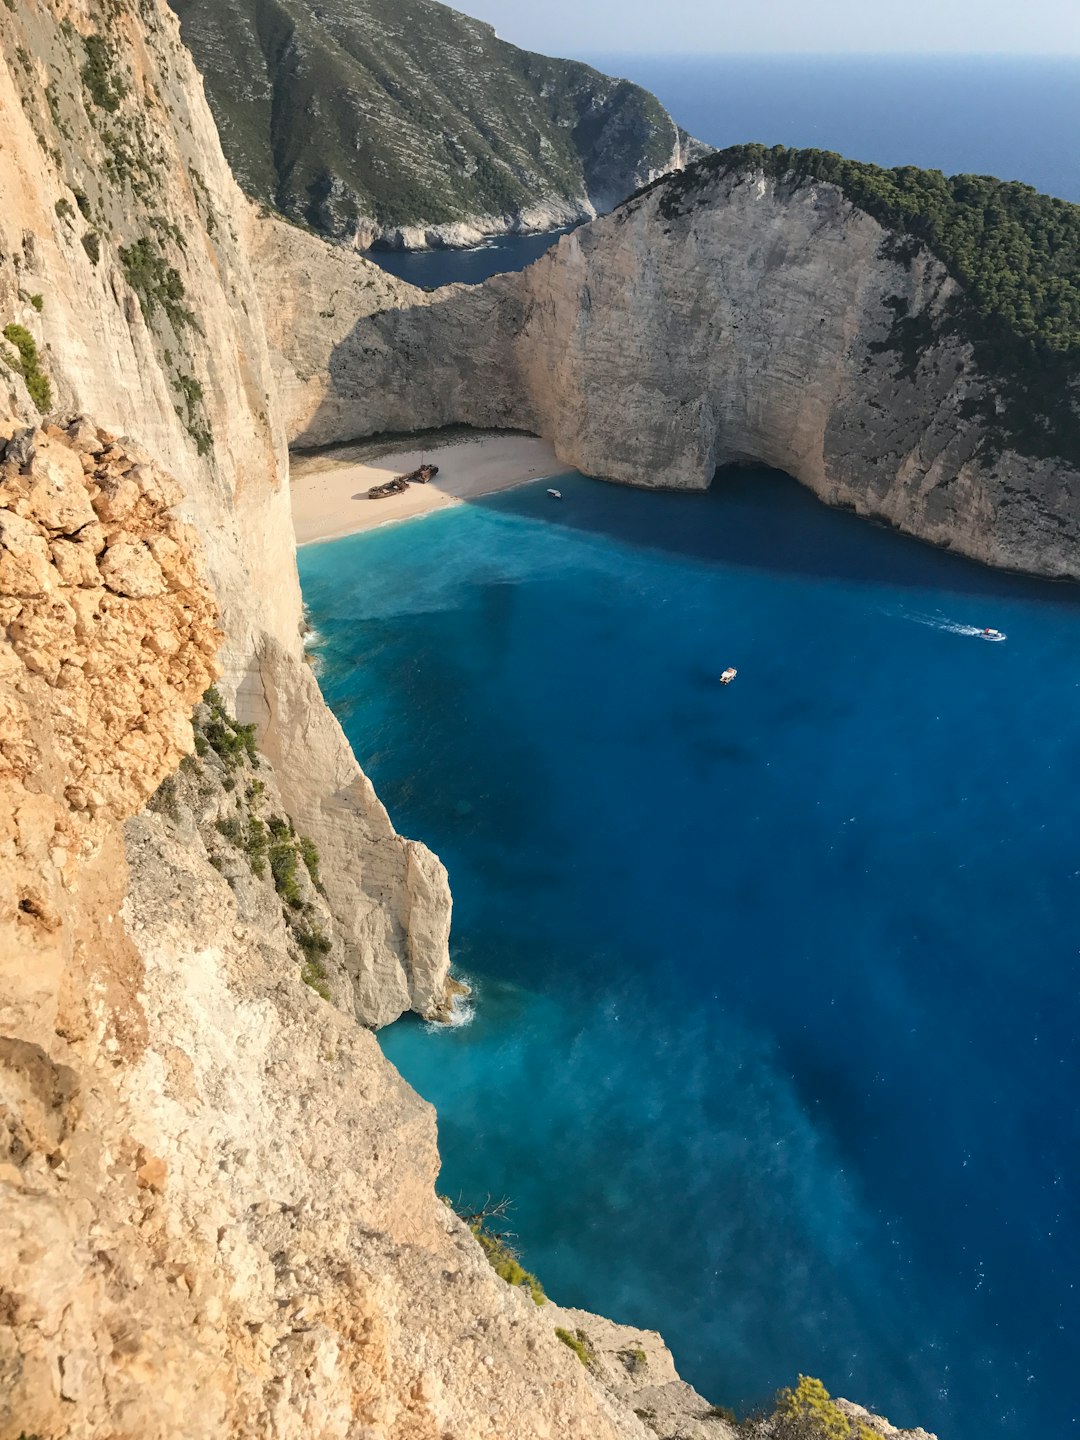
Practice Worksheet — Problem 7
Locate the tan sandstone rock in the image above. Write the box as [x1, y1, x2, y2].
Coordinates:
[0, 0, 450, 1028]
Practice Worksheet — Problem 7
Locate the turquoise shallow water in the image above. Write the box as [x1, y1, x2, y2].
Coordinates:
[298, 470, 1080, 1439]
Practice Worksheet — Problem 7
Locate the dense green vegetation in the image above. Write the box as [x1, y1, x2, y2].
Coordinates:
[2, 324, 52, 413]
[168, 0, 685, 238]
[648, 144, 1080, 465]
[81, 32, 127, 113]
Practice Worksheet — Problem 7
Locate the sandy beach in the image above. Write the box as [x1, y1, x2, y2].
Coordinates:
[290, 431, 563, 545]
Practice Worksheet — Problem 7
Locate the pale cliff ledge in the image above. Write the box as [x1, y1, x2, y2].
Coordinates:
[259, 155, 1080, 580]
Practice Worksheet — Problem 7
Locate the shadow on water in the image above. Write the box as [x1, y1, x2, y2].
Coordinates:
[475, 463, 1080, 608]
[363, 226, 575, 289]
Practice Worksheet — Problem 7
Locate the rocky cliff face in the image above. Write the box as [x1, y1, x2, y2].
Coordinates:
[0, 417, 725, 1440]
[0, 0, 450, 1028]
[266, 164, 1080, 578]
[168, 0, 703, 249]
[1, 6, 941, 1437]
[0, 7, 735, 1437]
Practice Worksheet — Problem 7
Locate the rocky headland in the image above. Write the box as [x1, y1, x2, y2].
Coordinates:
[263, 150, 1080, 578]
[168, 0, 705, 249]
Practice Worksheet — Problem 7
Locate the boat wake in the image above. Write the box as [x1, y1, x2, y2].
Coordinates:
[894, 609, 1007, 641]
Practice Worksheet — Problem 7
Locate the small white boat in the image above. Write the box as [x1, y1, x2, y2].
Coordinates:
[547, 487, 562, 499]
[980, 627, 1006, 642]
[719, 667, 737, 685]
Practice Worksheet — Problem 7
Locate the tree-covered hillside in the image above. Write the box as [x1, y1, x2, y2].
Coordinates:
[650, 144, 1080, 464]
[169, 0, 698, 243]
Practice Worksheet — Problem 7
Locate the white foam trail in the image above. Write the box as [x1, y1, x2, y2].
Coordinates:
[301, 621, 326, 673]
[890, 608, 1007, 641]
[425, 978, 476, 1031]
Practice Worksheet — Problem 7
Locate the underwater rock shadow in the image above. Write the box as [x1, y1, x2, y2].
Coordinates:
[471, 464, 1080, 608]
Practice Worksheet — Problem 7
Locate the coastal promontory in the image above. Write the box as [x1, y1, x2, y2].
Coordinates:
[270, 146, 1080, 578]
[168, 0, 705, 249]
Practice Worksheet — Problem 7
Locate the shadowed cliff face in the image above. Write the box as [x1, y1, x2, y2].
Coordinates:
[260, 170, 1080, 580]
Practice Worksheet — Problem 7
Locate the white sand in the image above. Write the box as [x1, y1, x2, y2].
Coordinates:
[290, 433, 563, 545]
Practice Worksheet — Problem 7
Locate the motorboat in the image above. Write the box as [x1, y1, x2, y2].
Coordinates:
[719, 667, 737, 685]
[980, 627, 1006, 642]
[547, 488, 562, 499]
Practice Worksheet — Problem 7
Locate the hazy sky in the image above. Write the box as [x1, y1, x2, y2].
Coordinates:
[449, 0, 1080, 57]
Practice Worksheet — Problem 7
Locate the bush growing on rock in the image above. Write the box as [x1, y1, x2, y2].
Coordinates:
[448, 1196, 547, 1305]
[761, 1376, 880, 1440]
[555, 1327, 594, 1366]
[199, 686, 258, 769]
[1, 324, 52, 412]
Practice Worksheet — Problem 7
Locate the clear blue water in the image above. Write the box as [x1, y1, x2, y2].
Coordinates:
[298, 470, 1080, 1439]
[365, 56, 1080, 289]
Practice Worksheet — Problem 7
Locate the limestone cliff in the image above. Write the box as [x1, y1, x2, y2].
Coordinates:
[0, 7, 730, 1437]
[0, 0, 450, 1027]
[168, 0, 704, 249]
[263, 160, 1080, 578]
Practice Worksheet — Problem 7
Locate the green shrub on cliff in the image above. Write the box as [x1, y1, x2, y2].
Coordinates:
[81, 32, 127, 113]
[765, 1375, 879, 1440]
[119, 237, 195, 331]
[447, 1197, 546, 1306]
[298, 835, 325, 893]
[300, 950, 332, 1000]
[269, 838, 304, 908]
[471, 1225, 546, 1306]
[555, 1327, 594, 1366]
[199, 687, 259, 769]
[647, 144, 1080, 465]
[2, 324, 52, 413]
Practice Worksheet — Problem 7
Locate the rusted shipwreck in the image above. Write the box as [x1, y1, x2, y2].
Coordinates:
[368, 463, 440, 499]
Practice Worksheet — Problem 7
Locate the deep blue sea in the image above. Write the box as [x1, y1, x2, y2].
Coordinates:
[298, 470, 1080, 1440]
[365, 56, 1080, 288]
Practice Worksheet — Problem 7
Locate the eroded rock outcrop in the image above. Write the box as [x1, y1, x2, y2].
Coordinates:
[0, 0, 450, 1026]
[262, 164, 1080, 578]
[1, 419, 219, 1044]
